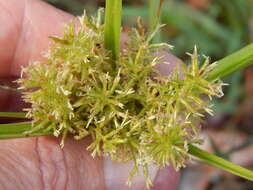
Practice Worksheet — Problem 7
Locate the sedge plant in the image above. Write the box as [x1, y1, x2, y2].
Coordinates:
[1, 0, 253, 188]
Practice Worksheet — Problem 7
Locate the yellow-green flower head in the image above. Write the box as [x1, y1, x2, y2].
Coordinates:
[18, 10, 224, 187]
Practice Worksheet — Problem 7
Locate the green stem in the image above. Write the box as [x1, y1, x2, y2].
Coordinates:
[148, 0, 164, 31]
[148, 0, 164, 43]
[0, 132, 52, 140]
[0, 85, 20, 92]
[0, 112, 26, 118]
[148, 0, 159, 31]
[0, 122, 52, 140]
[189, 144, 253, 181]
[104, 0, 122, 61]
[208, 43, 253, 81]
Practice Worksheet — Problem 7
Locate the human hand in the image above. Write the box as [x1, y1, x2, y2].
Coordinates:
[0, 0, 180, 189]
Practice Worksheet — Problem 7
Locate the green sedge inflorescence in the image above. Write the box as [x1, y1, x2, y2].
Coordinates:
[18, 10, 224, 187]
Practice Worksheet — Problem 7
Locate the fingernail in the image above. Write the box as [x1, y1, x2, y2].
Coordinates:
[104, 157, 157, 190]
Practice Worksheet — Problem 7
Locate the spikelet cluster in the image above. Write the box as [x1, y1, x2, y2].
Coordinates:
[18, 10, 224, 187]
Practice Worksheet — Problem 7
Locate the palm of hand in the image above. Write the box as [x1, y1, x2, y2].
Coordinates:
[0, 0, 179, 189]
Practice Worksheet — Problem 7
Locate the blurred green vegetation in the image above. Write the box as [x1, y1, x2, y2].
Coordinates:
[43, 0, 253, 114]
[44, 0, 252, 59]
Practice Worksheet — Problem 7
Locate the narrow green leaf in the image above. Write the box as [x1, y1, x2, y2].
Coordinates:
[0, 122, 52, 139]
[189, 144, 253, 181]
[0, 85, 20, 92]
[148, 0, 160, 31]
[208, 43, 253, 81]
[148, 0, 164, 42]
[104, 0, 122, 61]
[0, 122, 32, 133]
[0, 132, 52, 140]
[0, 112, 27, 118]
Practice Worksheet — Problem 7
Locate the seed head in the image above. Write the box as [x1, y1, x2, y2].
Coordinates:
[18, 10, 224, 188]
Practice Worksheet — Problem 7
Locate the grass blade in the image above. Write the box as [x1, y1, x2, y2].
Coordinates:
[0, 122, 52, 139]
[208, 43, 253, 81]
[104, 0, 122, 61]
[148, 0, 161, 30]
[0, 85, 19, 92]
[0, 132, 52, 140]
[0, 122, 32, 133]
[0, 112, 27, 118]
[189, 144, 253, 181]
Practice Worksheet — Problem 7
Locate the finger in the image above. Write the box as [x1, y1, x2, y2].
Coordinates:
[0, 0, 76, 77]
[153, 51, 184, 77]
[104, 158, 180, 190]
[0, 0, 76, 110]
[152, 166, 180, 190]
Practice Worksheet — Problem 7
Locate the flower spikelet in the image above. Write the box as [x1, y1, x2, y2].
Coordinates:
[18, 10, 224, 187]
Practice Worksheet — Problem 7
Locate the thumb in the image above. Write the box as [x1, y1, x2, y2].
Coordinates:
[104, 158, 179, 190]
